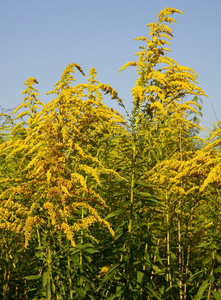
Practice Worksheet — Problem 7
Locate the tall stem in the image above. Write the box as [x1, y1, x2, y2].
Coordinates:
[37, 227, 44, 276]
[207, 250, 216, 300]
[126, 146, 135, 299]
[46, 217, 52, 300]
[67, 242, 73, 300]
[64, 216, 73, 300]
[80, 209, 84, 269]
[126, 107, 140, 298]
[166, 191, 172, 288]
[178, 126, 183, 300]
[184, 198, 194, 299]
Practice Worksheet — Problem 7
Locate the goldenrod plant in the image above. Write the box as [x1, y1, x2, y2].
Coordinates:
[0, 64, 125, 299]
[0, 7, 220, 300]
[108, 7, 208, 299]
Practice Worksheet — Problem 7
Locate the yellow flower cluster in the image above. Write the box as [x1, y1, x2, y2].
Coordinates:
[60, 222, 76, 247]
[158, 7, 183, 20]
[23, 216, 42, 248]
[0, 63, 125, 248]
[118, 6, 208, 122]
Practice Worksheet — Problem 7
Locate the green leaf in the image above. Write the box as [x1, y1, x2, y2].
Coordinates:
[137, 271, 144, 284]
[144, 252, 150, 261]
[46, 283, 51, 300]
[85, 248, 99, 254]
[75, 287, 86, 297]
[105, 209, 125, 220]
[113, 230, 123, 241]
[196, 242, 212, 248]
[83, 253, 92, 263]
[111, 193, 129, 198]
[136, 181, 155, 188]
[214, 267, 221, 273]
[159, 285, 165, 295]
[146, 286, 162, 300]
[78, 275, 93, 284]
[216, 254, 221, 263]
[42, 271, 48, 288]
[152, 265, 165, 275]
[107, 293, 122, 300]
[139, 192, 155, 198]
[23, 275, 41, 280]
[132, 261, 140, 267]
[194, 280, 209, 300]
[101, 263, 120, 284]
[76, 243, 93, 249]
[35, 251, 42, 258]
[212, 289, 221, 300]
[76, 243, 99, 254]
[187, 270, 206, 283]
[70, 248, 80, 255]
[52, 281, 56, 293]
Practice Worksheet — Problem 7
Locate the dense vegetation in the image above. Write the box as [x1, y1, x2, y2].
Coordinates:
[1, 7, 221, 300]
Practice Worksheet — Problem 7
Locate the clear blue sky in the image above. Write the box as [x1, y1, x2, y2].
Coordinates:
[0, 0, 220, 133]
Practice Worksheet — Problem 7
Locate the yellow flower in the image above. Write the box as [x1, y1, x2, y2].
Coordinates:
[152, 36, 157, 43]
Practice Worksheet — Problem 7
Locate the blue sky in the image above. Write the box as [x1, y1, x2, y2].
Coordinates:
[0, 0, 220, 133]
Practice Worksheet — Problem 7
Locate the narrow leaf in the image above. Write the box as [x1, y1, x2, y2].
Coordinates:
[194, 280, 209, 300]
[23, 275, 41, 280]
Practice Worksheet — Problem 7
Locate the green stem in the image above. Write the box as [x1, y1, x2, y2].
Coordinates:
[207, 250, 216, 300]
[166, 192, 172, 288]
[126, 107, 140, 298]
[140, 243, 148, 298]
[184, 198, 194, 299]
[126, 168, 134, 298]
[64, 216, 73, 299]
[80, 209, 84, 269]
[178, 126, 183, 300]
[46, 217, 52, 300]
[36, 227, 44, 277]
[67, 242, 73, 300]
